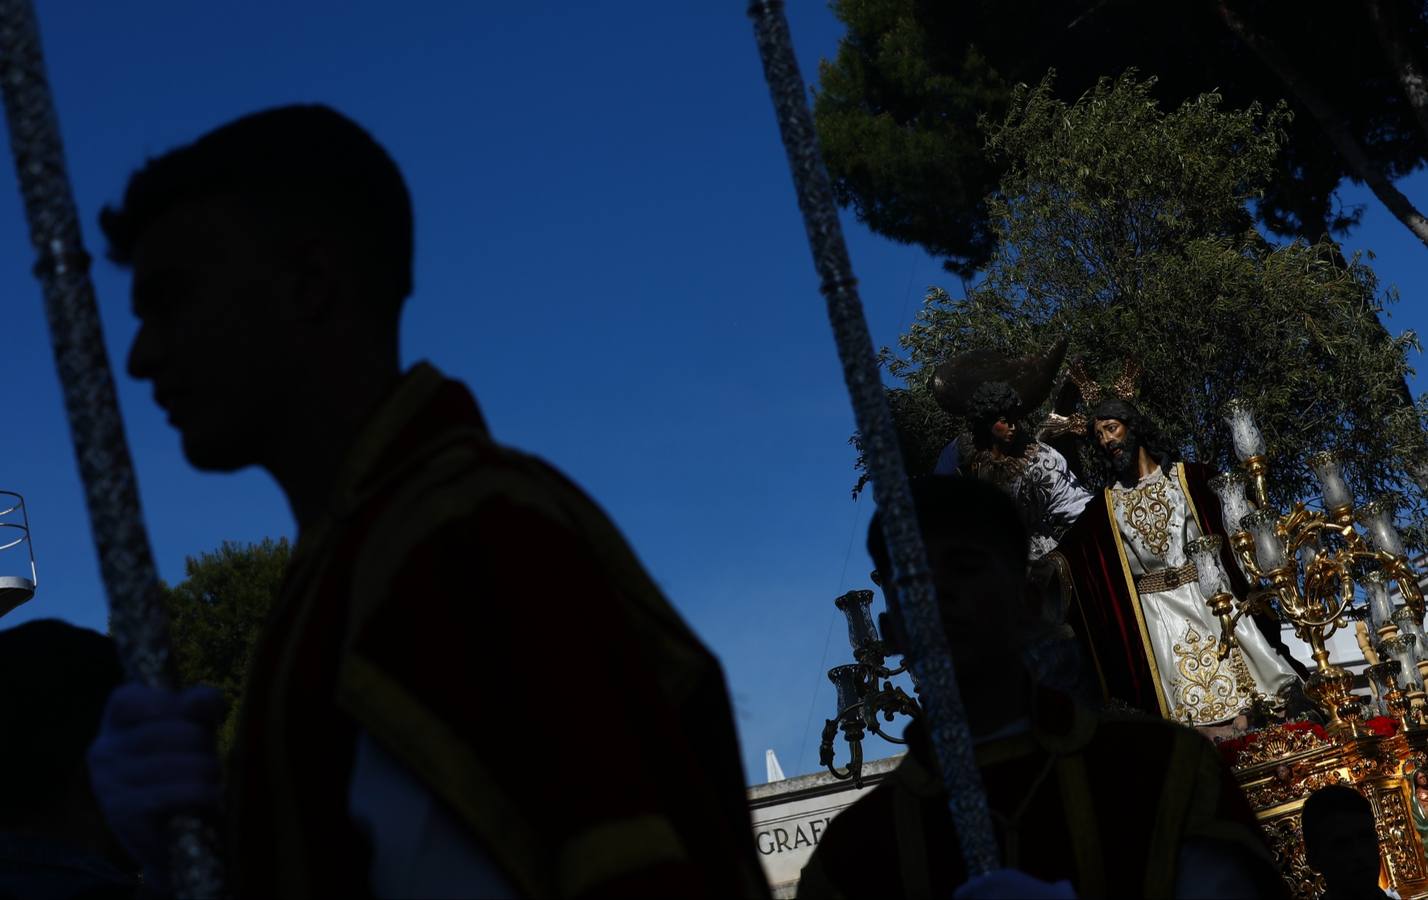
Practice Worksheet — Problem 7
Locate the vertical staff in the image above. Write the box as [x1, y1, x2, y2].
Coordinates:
[746, 0, 998, 876]
[0, 1, 224, 895]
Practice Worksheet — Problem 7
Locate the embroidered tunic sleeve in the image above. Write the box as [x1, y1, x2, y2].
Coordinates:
[1039, 445, 1092, 540]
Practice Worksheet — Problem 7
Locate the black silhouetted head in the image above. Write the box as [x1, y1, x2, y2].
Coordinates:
[868, 477, 1032, 677]
[1301, 785, 1384, 896]
[102, 105, 412, 472]
[0, 620, 123, 826]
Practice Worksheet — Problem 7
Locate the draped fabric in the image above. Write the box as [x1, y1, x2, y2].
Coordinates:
[228, 364, 767, 899]
[1107, 466, 1296, 724]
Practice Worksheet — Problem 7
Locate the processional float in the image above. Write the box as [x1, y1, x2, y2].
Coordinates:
[0, 1, 222, 895]
[1193, 400, 1428, 898]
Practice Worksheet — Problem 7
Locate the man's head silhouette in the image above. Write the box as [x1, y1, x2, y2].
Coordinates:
[867, 476, 1033, 679]
[0, 620, 127, 860]
[1301, 784, 1386, 899]
[101, 105, 411, 477]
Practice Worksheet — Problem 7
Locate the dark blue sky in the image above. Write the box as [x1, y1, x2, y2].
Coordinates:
[0, 1, 1424, 782]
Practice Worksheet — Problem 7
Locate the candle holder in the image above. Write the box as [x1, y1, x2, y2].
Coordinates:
[1358, 496, 1407, 559]
[1219, 431, 1425, 735]
[1208, 407, 1428, 898]
[1224, 399, 1270, 507]
[1187, 535, 1241, 658]
[1241, 509, 1289, 575]
[1394, 607, 1428, 694]
[1366, 659, 1403, 718]
[1308, 450, 1354, 525]
[1381, 633, 1427, 713]
[835, 589, 884, 666]
[1209, 472, 1256, 579]
[1411, 458, 1428, 497]
[1365, 569, 1397, 639]
[818, 591, 920, 786]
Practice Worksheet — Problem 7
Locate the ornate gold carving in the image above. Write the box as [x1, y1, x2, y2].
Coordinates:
[1373, 785, 1427, 883]
[1231, 725, 1331, 769]
[1169, 623, 1252, 724]
[1242, 764, 1345, 810]
[1115, 476, 1172, 559]
[1233, 733, 1428, 898]
[1349, 748, 1399, 782]
[1260, 815, 1326, 900]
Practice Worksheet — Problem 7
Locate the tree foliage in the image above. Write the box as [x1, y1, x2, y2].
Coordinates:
[159, 538, 290, 753]
[815, 0, 1428, 274]
[876, 75, 1427, 532]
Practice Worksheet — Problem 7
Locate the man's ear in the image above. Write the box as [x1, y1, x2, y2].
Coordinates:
[281, 239, 342, 323]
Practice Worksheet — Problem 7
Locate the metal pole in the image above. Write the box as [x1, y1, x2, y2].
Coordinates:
[0, 2, 225, 895]
[747, 0, 999, 876]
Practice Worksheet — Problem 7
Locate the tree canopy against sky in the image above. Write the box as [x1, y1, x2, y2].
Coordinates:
[153, 538, 290, 753]
[875, 75, 1425, 525]
[815, 0, 1428, 276]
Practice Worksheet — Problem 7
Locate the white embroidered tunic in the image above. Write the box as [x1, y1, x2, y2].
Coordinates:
[1109, 464, 1297, 725]
[951, 440, 1092, 559]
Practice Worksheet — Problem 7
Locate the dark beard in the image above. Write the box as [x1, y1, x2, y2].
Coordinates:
[1105, 432, 1140, 478]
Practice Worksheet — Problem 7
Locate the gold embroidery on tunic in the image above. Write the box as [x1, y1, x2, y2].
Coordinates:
[1225, 644, 1275, 711]
[1115, 477, 1172, 559]
[1169, 621, 1252, 724]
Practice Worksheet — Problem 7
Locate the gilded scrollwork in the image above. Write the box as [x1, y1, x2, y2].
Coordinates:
[1115, 476, 1172, 559]
[1349, 751, 1399, 782]
[1231, 725, 1331, 770]
[1169, 623, 1253, 724]
[1373, 786, 1427, 883]
[1259, 815, 1325, 900]
[1243, 767, 1346, 810]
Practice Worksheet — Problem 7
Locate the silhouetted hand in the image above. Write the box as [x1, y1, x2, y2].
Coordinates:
[955, 869, 1078, 899]
[86, 684, 225, 881]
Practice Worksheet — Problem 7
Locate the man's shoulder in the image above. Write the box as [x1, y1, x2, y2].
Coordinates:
[1081, 710, 1225, 775]
[369, 417, 611, 542]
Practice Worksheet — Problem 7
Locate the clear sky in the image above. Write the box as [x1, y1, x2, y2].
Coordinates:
[0, 1, 1424, 783]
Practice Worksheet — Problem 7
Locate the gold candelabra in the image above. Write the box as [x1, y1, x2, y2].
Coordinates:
[1209, 401, 1427, 737]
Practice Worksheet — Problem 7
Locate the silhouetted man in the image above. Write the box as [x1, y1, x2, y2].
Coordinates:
[797, 477, 1289, 899]
[86, 105, 767, 898]
[1301, 786, 1390, 900]
[0, 620, 141, 900]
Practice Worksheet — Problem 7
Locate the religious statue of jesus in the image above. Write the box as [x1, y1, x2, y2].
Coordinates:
[1053, 396, 1306, 730]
